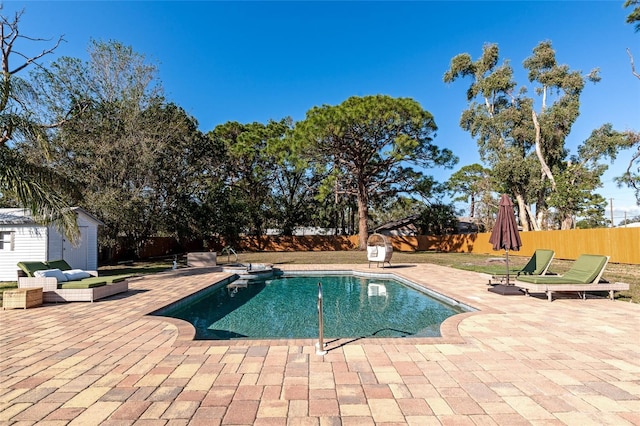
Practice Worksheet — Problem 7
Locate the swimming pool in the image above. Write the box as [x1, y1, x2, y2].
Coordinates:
[156, 273, 470, 340]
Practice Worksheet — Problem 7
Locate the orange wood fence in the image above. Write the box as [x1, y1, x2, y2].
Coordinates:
[387, 227, 640, 264]
[128, 227, 640, 265]
[237, 228, 639, 264]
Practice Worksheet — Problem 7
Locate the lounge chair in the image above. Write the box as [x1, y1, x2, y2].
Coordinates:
[515, 254, 629, 301]
[490, 249, 555, 284]
[17, 260, 130, 303]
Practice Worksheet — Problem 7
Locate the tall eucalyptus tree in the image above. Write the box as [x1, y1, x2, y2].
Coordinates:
[445, 42, 601, 230]
[621, 0, 640, 203]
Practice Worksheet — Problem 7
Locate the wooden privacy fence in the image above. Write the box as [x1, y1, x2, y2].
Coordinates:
[388, 227, 639, 265]
[237, 228, 638, 264]
[124, 227, 639, 265]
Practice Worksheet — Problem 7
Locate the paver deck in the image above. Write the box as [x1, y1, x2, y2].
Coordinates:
[1, 263, 638, 425]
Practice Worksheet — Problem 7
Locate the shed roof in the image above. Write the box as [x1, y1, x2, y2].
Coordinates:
[0, 208, 34, 225]
[374, 214, 420, 232]
[0, 207, 104, 226]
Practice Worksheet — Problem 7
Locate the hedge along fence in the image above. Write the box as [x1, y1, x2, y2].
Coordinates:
[126, 227, 639, 265]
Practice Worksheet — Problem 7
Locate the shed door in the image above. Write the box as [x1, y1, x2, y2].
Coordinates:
[63, 226, 88, 270]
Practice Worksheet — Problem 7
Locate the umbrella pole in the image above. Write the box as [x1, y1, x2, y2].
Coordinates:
[505, 249, 510, 285]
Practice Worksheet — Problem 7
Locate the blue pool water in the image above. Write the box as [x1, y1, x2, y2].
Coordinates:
[158, 274, 466, 340]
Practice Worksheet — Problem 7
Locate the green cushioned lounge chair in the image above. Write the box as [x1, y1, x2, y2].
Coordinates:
[46, 259, 73, 271]
[515, 254, 629, 301]
[491, 249, 555, 284]
[17, 261, 49, 277]
[16, 259, 130, 303]
[58, 278, 107, 289]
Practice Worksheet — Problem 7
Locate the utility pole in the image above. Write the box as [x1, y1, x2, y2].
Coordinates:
[610, 198, 614, 227]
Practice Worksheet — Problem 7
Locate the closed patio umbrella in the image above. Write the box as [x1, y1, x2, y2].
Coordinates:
[488, 194, 522, 294]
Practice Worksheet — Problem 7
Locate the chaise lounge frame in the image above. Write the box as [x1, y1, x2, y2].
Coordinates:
[515, 255, 629, 301]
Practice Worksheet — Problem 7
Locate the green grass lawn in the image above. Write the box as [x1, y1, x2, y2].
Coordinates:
[2, 252, 638, 304]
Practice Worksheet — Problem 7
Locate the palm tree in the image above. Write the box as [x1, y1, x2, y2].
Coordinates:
[0, 8, 78, 240]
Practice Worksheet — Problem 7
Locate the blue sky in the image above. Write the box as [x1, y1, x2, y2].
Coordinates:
[6, 1, 640, 223]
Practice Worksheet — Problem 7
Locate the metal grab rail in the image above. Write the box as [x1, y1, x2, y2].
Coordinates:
[220, 246, 238, 264]
[316, 282, 327, 355]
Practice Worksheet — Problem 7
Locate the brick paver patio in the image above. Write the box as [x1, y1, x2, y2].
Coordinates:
[1, 263, 638, 425]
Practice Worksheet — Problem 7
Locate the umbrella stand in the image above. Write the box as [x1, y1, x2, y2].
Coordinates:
[488, 248, 523, 295]
[489, 248, 524, 296]
[505, 248, 510, 285]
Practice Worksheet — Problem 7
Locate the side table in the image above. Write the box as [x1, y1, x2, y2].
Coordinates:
[2, 287, 43, 309]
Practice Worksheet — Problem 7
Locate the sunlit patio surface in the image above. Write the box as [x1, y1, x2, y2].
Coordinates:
[1, 263, 639, 425]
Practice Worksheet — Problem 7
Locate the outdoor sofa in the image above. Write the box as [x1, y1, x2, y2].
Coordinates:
[515, 254, 629, 302]
[17, 260, 129, 303]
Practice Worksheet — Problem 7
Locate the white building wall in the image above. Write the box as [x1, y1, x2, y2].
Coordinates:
[85, 223, 98, 271]
[48, 213, 100, 270]
[47, 226, 64, 261]
[0, 225, 48, 281]
[0, 207, 102, 281]
[76, 213, 99, 270]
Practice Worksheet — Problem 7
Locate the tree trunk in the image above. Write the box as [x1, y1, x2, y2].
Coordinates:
[525, 204, 541, 231]
[514, 193, 531, 232]
[470, 193, 476, 218]
[350, 205, 356, 235]
[532, 110, 556, 190]
[357, 181, 369, 250]
[561, 215, 573, 230]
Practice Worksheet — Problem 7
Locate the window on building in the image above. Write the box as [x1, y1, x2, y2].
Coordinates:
[0, 231, 14, 251]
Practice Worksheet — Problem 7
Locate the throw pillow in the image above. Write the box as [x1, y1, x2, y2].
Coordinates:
[63, 269, 92, 281]
[34, 268, 68, 282]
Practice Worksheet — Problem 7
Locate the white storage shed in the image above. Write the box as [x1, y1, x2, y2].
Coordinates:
[0, 207, 103, 281]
